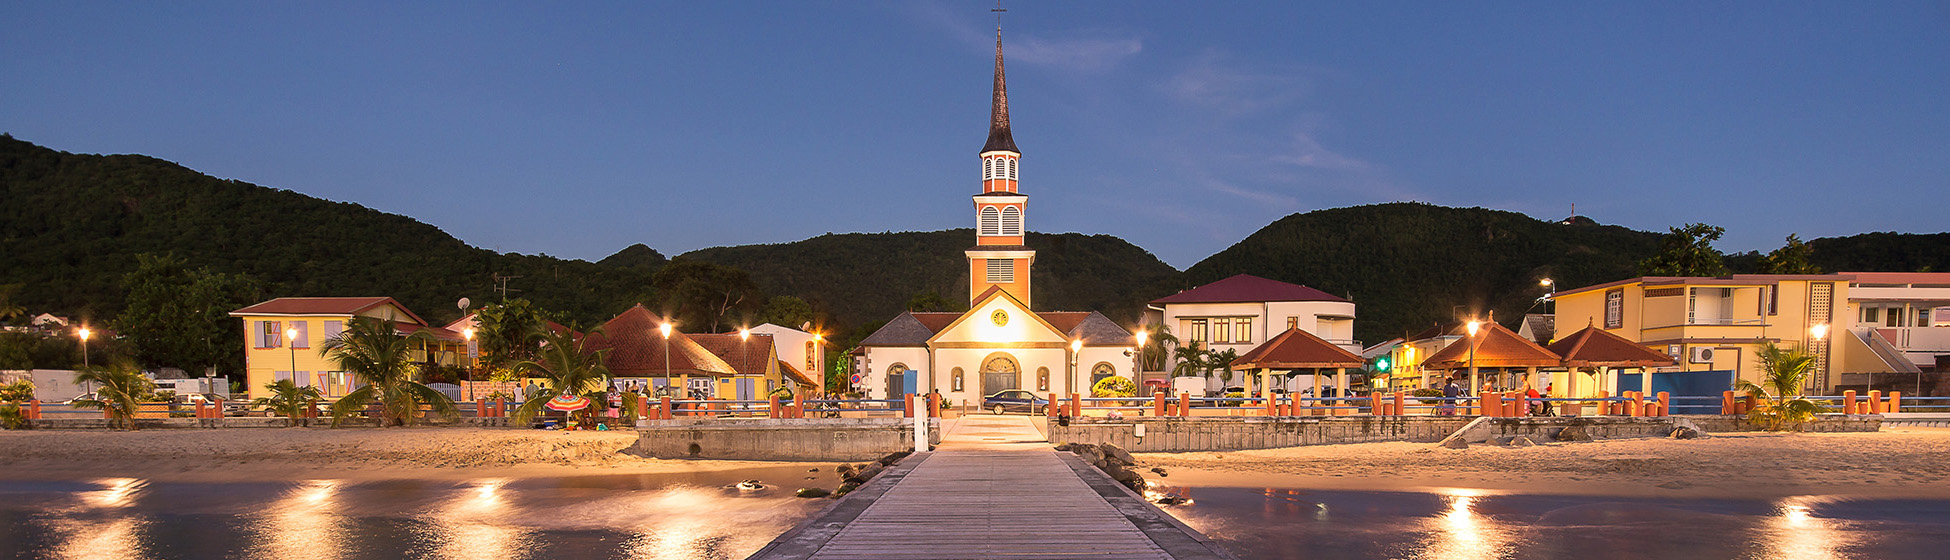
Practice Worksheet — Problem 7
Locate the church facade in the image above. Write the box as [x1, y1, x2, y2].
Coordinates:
[849, 29, 1135, 409]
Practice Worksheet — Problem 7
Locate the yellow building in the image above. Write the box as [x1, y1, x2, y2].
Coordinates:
[229, 297, 470, 400]
[1553, 275, 1849, 392]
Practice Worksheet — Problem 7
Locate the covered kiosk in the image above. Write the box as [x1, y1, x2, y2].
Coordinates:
[1421, 320, 1562, 396]
[1231, 327, 1366, 411]
[1547, 324, 1678, 404]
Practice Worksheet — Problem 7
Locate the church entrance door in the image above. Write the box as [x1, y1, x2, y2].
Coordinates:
[980, 354, 1019, 396]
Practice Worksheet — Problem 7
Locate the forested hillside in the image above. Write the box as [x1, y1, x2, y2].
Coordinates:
[675, 230, 1182, 329]
[1183, 203, 1663, 345]
[0, 135, 659, 326]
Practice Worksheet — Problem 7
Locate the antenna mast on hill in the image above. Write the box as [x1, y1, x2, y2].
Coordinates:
[492, 273, 522, 300]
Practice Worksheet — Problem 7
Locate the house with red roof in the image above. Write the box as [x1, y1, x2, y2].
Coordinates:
[1146, 274, 1358, 393]
[229, 297, 469, 400]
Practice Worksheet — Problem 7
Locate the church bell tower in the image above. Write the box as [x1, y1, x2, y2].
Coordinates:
[966, 24, 1034, 307]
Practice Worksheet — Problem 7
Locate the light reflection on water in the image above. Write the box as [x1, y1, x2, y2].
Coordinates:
[0, 467, 837, 560]
[1155, 485, 1950, 560]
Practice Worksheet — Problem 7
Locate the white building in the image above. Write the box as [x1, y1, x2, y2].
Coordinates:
[1144, 274, 1358, 392]
[849, 30, 1135, 409]
[1840, 272, 1950, 387]
[751, 322, 828, 391]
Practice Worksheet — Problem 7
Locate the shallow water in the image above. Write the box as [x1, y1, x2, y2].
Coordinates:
[0, 466, 840, 560]
[1153, 485, 1950, 560]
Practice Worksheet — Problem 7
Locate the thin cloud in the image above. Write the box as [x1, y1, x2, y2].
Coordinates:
[1162, 50, 1311, 115]
[1270, 132, 1371, 171]
[900, 2, 1142, 72]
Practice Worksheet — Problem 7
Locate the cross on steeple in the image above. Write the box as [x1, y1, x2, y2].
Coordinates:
[992, 1, 1006, 36]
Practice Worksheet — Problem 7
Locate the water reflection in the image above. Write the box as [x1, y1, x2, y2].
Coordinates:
[46, 478, 152, 560]
[1417, 489, 1516, 560]
[426, 478, 531, 560]
[1751, 496, 1849, 560]
[250, 480, 345, 560]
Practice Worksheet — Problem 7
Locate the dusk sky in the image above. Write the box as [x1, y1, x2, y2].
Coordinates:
[4, 1, 1945, 269]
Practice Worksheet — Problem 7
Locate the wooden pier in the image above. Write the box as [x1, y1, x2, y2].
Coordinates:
[747, 417, 1235, 560]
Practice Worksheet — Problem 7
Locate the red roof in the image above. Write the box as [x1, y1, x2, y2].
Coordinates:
[230, 297, 428, 325]
[1152, 274, 1347, 305]
[1422, 321, 1562, 369]
[1548, 326, 1677, 368]
[691, 333, 778, 375]
[580, 305, 735, 377]
[778, 360, 818, 389]
[1230, 328, 1364, 369]
[395, 322, 464, 342]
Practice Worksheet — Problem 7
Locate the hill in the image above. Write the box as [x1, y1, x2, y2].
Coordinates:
[0, 135, 657, 326]
[675, 230, 1182, 329]
[1182, 203, 1663, 345]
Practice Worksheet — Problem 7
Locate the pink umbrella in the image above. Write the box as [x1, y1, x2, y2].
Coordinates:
[544, 394, 591, 412]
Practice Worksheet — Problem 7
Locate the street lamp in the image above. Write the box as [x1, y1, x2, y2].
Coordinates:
[1810, 323, 1829, 391]
[660, 322, 675, 397]
[462, 327, 475, 380]
[1070, 338, 1083, 394]
[77, 327, 92, 368]
[1540, 278, 1555, 315]
[1465, 320, 1482, 397]
[285, 327, 299, 385]
[739, 327, 750, 398]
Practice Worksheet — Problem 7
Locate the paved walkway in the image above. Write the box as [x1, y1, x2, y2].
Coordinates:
[747, 415, 1234, 560]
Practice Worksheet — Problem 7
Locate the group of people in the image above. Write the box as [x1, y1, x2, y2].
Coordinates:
[1438, 378, 1555, 416]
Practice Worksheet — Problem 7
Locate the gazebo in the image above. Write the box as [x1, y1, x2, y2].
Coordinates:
[1230, 328, 1366, 402]
[1547, 324, 1678, 399]
[1421, 320, 1562, 393]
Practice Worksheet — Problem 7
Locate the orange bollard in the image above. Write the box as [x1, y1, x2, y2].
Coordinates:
[1264, 394, 1278, 416]
[1870, 391, 1886, 414]
[1656, 392, 1670, 417]
[1153, 393, 1167, 417]
[660, 396, 673, 420]
[768, 395, 782, 419]
[793, 394, 806, 419]
[1048, 392, 1060, 418]
[903, 394, 915, 418]
[1630, 392, 1645, 417]
[927, 392, 941, 418]
[1393, 391, 1406, 416]
[1483, 392, 1501, 417]
[1721, 391, 1736, 415]
[1178, 392, 1191, 417]
[1844, 390, 1858, 414]
[1069, 393, 1083, 417]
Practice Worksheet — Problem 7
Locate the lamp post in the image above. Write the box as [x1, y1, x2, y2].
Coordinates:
[77, 327, 92, 369]
[660, 322, 674, 398]
[1810, 323, 1829, 392]
[1070, 339, 1082, 395]
[462, 327, 475, 380]
[1540, 278, 1555, 315]
[1134, 330, 1148, 390]
[285, 326, 299, 385]
[811, 332, 824, 395]
[739, 327, 750, 399]
[1465, 320, 1482, 398]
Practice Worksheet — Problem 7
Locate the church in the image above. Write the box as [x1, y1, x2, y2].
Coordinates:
[849, 27, 1136, 408]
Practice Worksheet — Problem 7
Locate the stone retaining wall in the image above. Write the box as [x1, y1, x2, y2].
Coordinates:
[631, 418, 940, 462]
[1049, 414, 1883, 453]
[23, 417, 514, 430]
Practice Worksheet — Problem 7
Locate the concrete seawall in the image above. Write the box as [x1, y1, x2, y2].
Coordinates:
[23, 417, 514, 429]
[631, 418, 940, 462]
[1048, 414, 1882, 453]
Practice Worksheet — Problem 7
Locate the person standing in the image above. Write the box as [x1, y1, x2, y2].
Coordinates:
[1442, 378, 1461, 416]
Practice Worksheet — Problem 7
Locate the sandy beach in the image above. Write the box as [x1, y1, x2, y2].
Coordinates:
[1137, 426, 1950, 500]
[0, 427, 813, 483]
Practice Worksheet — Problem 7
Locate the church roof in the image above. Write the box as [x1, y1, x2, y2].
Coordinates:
[1230, 328, 1365, 370]
[1420, 321, 1562, 370]
[858, 310, 1132, 347]
[580, 305, 736, 376]
[982, 32, 1018, 154]
[1548, 325, 1678, 368]
[1151, 274, 1348, 305]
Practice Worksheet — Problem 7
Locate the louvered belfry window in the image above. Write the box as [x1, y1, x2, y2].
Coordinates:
[1000, 206, 1022, 236]
[987, 259, 1013, 283]
[980, 206, 1001, 236]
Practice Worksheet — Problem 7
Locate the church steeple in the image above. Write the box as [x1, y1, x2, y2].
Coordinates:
[982, 29, 1018, 155]
[967, 12, 1033, 308]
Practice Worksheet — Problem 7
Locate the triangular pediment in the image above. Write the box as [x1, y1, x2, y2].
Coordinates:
[927, 288, 1067, 345]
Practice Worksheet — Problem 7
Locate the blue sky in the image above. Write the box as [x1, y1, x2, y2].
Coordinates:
[4, 1, 1945, 269]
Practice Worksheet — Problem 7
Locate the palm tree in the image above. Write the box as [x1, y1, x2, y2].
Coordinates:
[1170, 342, 1206, 378]
[1138, 323, 1178, 372]
[254, 379, 323, 424]
[323, 317, 458, 427]
[1735, 341, 1825, 431]
[511, 325, 611, 424]
[1210, 348, 1240, 385]
[71, 363, 155, 430]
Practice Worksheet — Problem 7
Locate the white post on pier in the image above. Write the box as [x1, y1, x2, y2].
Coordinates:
[914, 409, 929, 452]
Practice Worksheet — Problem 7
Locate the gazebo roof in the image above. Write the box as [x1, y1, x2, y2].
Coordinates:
[1548, 325, 1678, 368]
[1422, 321, 1562, 369]
[1230, 328, 1364, 370]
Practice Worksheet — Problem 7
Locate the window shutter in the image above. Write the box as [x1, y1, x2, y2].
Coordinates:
[1001, 207, 1022, 236]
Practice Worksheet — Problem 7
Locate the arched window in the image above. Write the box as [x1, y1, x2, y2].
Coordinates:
[1037, 367, 1050, 391]
[1007, 157, 1017, 180]
[1090, 362, 1117, 386]
[1000, 206, 1022, 236]
[952, 367, 965, 392]
[979, 206, 1001, 236]
[983, 158, 994, 181]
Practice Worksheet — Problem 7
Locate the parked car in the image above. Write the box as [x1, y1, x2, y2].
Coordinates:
[981, 390, 1048, 415]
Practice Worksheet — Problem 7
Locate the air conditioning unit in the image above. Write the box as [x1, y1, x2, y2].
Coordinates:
[1688, 347, 1716, 364]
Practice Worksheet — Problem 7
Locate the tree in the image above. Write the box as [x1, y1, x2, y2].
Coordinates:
[1639, 223, 1729, 277]
[652, 259, 763, 333]
[0, 379, 34, 430]
[905, 290, 959, 313]
[757, 295, 815, 328]
[323, 317, 458, 427]
[1170, 342, 1207, 378]
[472, 299, 558, 379]
[0, 284, 25, 324]
[71, 363, 155, 430]
[1137, 323, 1178, 372]
[1735, 341, 1825, 431]
[511, 326, 612, 423]
[253, 379, 323, 424]
[114, 254, 261, 378]
[1759, 234, 1821, 274]
[1208, 348, 1240, 384]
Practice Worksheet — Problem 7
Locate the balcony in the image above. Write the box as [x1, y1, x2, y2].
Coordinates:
[1872, 327, 1950, 369]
